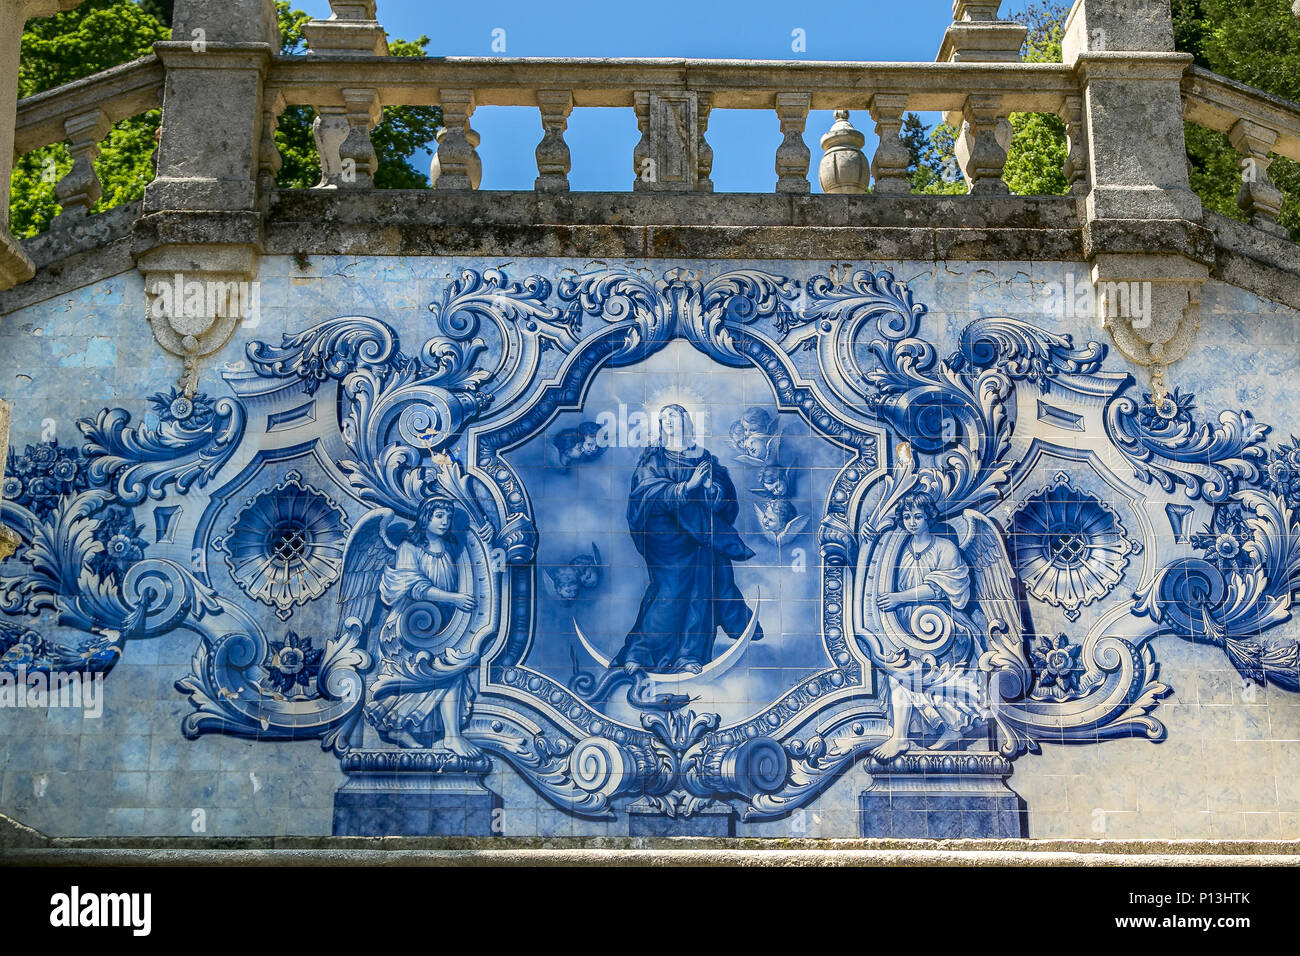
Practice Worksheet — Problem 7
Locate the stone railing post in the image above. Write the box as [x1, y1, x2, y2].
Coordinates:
[936, 0, 1026, 63]
[1064, 0, 1208, 398]
[52, 108, 111, 224]
[1228, 119, 1287, 237]
[431, 89, 481, 190]
[135, 0, 280, 394]
[632, 91, 705, 192]
[867, 93, 912, 195]
[0, 0, 85, 290]
[774, 92, 811, 193]
[534, 90, 572, 193]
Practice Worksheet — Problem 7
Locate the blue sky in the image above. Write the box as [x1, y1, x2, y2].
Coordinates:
[296, 0, 1037, 191]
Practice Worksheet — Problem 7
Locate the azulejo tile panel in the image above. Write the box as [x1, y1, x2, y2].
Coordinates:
[1, 257, 1299, 839]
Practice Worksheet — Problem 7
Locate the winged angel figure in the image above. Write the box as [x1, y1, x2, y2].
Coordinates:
[335, 493, 482, 755]
[857, 491, 1025, 761]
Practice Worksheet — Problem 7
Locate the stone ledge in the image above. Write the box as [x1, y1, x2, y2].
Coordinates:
[1206, 210, 1300, 311]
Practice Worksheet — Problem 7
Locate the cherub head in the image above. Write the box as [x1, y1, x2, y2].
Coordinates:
[759, 496, 796, 531]
[740, 407, 776, 437]
[755, 466, 790, 498]
[577, 420, 602, 458]
[896, 491, 939, 536]
[548, 565, 581, 601]
[415, 494, 457, 542]
[569, 554, 600, 589]
[552, 428, 585, 466]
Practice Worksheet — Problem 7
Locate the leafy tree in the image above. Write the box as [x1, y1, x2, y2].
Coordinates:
[10, 0, 440, 238]
[1173, 0, 1300, 240]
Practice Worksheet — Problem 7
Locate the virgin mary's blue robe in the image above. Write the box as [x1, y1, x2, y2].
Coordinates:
[612, 443, 759, 671]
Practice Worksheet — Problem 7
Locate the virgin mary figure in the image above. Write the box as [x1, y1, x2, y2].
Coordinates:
[612, 404, 761, 675]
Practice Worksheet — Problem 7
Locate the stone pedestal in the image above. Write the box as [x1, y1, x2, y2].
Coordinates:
[332, 749, 500, 837]
[857, 752, 1027, 839]
[627, 802, 736, 837]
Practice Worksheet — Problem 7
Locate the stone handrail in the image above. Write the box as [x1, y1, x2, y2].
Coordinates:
[1181, 65, 1300, 237]
[13, 54, 163, 155]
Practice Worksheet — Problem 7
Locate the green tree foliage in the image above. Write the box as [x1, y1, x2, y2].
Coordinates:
[1173, 0, 1300, 240]
[10, 0, 440, 238]
[10, 0, 167, 237]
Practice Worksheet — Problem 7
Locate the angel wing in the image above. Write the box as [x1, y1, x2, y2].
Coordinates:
[335, 508, 410, 641]
[953, 509, 1033, 698]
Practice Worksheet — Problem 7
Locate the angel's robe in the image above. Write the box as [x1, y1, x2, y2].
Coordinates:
[612, 443, 759, 672]
[891, 534, 984, 731]
[364, 536, 469, 741]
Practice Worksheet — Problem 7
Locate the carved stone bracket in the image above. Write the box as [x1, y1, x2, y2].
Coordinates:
[534, 89, 573, 193]
[1090, 252, 1209, 397]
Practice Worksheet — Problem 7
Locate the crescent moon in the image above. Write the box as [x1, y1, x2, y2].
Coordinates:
[572, 586, 762, 683]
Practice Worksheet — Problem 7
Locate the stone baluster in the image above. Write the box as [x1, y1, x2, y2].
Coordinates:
[1057, 93, 1088, 196]
[868, 93, 912, 195]
[955, 93, 1010, 195]
[774, 92, 811, 194]
[1228, 119, 1286, 237]
[632, 93, 652, 189]
[338, 88, 380, 188]
[534, 90, 573, 192]
[818, 111, 869, 194]
[53, 108, 112, 224]
[257, 89, 286, 206]
[696, 92, 714, 193]
[0, 398, 18, 560]
[432, 90, 481, 190]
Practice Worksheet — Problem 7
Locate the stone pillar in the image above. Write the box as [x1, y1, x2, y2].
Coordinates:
[135, 0, 280, 395]
[332, 750, 501, 837]
[818, 110, 870, 195]
[52, 108, 111, 224]
[303, 0, 388, 56]
[534, 90, 572, 193]
[774, 92, 811, 194]
[0, 0, 85, 290]
[1064, 0, 1209, 396]
[867, 93, 912, 195]
[936, 0, 1026, 63]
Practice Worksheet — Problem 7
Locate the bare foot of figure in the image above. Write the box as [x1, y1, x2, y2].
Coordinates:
[928, 728, 962, 751]
[441, 734, 484, 759]
[871, 735, 911, 762]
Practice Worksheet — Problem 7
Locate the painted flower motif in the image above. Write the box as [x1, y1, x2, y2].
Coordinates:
[1137, 387, 1196, 431]
[263, 630, 324, 695]
[4, 439, 89, 521]
[215, 471, 350, 621]
[1010, 476, 1136, 621]
[1030, 633, 1083, 700]
[88, 503, 148, 583]
[1189, 505, 1254, 575]
[1263, 438, 1300, 507]
[147, 386, 215, 428]
[0, 640, 36, 669]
